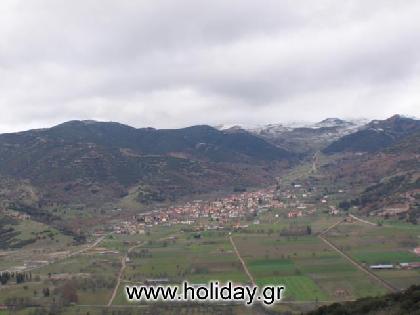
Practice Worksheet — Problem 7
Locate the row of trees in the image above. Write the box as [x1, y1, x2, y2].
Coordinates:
[0, 271, 32, 285]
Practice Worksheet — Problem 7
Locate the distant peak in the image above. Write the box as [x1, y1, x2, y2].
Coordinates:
[224, 125, 246, 132]
[370, 115, 418, 127]
[314, 118, 354, 128]
[385, 114, 420, 122]
[320, 118, 344, 123]
[386, 114, 407, 122]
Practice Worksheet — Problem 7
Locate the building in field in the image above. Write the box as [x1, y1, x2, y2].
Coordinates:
[369, 264, 394, 270]
[287, 210, 303, 218]
[400, 262, 420, 270]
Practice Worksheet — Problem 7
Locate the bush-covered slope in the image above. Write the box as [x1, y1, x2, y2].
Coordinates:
[308, 285, 420, 315]
[0, 121, 293, 206]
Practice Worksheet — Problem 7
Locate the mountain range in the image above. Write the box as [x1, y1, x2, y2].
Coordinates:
[218, 115, 419, 221]
[0, 115, 418, 222]
[221, 118, 367, 153]
[317, 115, 420, 219]
[0, 121, 293, 209]
[324, 115, 420, 153]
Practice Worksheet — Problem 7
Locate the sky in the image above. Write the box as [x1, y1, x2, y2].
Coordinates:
[1, 0, 419, 132]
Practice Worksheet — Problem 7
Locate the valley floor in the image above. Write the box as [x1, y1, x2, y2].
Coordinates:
[0, 156, 419, 315]
[1, 207, 419, 314]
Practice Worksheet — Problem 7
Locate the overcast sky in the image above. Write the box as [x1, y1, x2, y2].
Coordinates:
[1, 1, 419, 132]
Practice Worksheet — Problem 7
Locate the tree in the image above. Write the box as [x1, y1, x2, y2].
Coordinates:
[42, 287, 50, 297]
[0, 272, 11, 285]
[16, 273, 25, 284]
[338, 201, 351, 211]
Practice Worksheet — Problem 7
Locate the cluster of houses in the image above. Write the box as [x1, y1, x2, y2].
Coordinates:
[135, 188, 283, 227]
[111, 188, 287, 233]
[112, 220, 146, 235]
[278, 183, 341, 219]
[111, 181, 349, 234]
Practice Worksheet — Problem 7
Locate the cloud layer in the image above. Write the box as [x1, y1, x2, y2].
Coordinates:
[1, 0, 419, 132]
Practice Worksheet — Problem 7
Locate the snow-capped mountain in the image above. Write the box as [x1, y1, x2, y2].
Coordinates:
[216, 118, 369, 154]
[313, 118, 355, 128]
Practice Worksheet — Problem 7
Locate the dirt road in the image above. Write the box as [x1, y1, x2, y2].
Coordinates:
[318, 218, 397, 293]
[107, 242, 144, 306]
[0, 233, 111, 274]
[348, 214, 377, 226]
[319, 218, 347, 236]
[229, 235, 256, 286]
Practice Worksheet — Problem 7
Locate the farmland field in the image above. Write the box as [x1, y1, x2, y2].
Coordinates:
[325, 220, 420, 290]
[1, 210, 419, 315]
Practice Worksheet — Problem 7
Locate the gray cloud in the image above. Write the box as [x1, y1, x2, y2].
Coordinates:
[0, 0, 419, 132]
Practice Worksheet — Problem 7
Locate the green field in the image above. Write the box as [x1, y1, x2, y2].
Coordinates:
[121, 231, 248, 289]
[257, 275, 327, 301]
[351, 250, 420, 265]
[324, 220, 420, 291]
[1, 209, 419, 315]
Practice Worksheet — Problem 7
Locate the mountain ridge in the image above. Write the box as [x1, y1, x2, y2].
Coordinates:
[0, 120, 293, 209]
[324, 115, 420, 153]
[238, 118, 366, 153]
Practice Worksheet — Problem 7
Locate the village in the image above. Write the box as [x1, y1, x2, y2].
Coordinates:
[111, 182, 343, 235]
